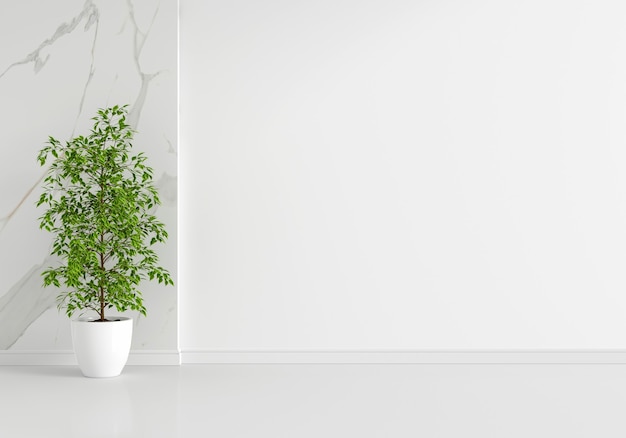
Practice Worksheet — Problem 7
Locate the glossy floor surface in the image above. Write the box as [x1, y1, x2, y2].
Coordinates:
[2, 364, 626, 437]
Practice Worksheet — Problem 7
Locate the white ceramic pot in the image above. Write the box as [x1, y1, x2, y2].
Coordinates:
[71, 317, 133, 378]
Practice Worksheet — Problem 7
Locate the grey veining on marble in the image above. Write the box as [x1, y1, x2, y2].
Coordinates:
[0, 263, 56, 349]
[0, 1, 98, 79]
[0, 1, 99, 235]
[0, 0, 177, 350]
[125, 0, 164, 130]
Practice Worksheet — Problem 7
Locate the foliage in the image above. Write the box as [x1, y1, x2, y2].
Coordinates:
[36, 105, 173, 321]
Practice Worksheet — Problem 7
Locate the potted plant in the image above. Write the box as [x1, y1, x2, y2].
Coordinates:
[36, 105, 173, 378]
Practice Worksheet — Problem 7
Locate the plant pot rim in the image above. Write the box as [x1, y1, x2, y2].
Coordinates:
[73, 316, 132, 323]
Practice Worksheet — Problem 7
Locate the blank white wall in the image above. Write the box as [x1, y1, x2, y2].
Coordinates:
[180, 0, 626, 350]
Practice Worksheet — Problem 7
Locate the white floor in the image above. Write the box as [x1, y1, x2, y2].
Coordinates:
[2, 364, 626, 437]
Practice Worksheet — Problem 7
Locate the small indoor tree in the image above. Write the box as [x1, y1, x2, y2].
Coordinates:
[37, 105, 173, 322]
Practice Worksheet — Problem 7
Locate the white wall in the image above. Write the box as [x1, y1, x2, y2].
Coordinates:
[180, 0, 626, 351]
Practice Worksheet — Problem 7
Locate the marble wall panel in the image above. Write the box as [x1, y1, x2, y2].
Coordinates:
[0, 0, 177, 350]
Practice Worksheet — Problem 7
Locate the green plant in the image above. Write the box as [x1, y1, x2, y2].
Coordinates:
[36, 105, 173, 321]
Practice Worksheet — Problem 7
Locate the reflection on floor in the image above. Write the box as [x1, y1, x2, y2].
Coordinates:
[1, 363, 626, 437]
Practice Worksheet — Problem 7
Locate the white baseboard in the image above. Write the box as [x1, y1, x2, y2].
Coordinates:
[4, 350, 626, 365]
[0, 350, 180, 366]
[127, 350, 181, 365]
[181, 350, 626, 364]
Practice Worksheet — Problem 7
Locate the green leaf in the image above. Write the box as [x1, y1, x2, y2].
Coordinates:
[35, 105, 174, 320]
